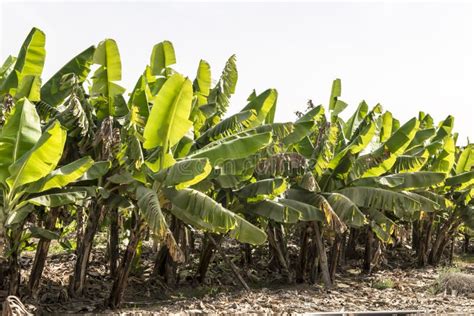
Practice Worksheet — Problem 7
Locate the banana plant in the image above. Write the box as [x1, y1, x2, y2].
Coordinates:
[0, 28, 46, 102]
[62, 37, 130, 297]
[419, 141, 474, 265]
[384, 113, 473, 266]
[273, 80, 449, 284]
[0, 27, 110, 297]
[105, 43, 273, 308]
[0, 98, 94, 295]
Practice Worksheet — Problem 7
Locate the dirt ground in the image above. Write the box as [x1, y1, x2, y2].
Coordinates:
[116, 267, 474, 315]
[5, 237, 470, 315]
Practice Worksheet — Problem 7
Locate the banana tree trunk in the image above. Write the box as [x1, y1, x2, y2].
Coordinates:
[153, 216, 181, 286]
[8, 226, 24, 296]
[70, 204, 106, 296]
[28, 208, 60, 296]
[108, 214, 145, 309]
[345, 228, 358, 259]
[109, 207, 119, 278]
[267, 223, 291, 281]
[152, 243, 168, 279]
[240, 243, 252, 266]
[296, 223, 310, 283]
[182, 227, 190, 263]
[417, 216, 433, 267]
[463, 233, 470, 253]
[429, 217, 459, 265]
[275, 223, 292, 282]
[208, 235, 250, 291]
[0, 259, 8, 290]
[449, 235, 455, 265]
[412, 220, 420, 252]
[437, 224, 460, 265]
[308, 245, 319, 284]
[329, 234, 342, 282]
[307, 227, 319, 284]
[76, 206, 85, 255]
[0, 221, 8, 290]
[339, 232, 347, 266]
[363, 227, 373, 272]
[189, 229, 195, 252]
[195, 234, 221, 283]
[312, 221, 331, 289]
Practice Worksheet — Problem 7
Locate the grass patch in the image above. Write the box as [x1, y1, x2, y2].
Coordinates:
[372, 278, 395, 290]
[433, 272, 474, 295]
[177, 285, 222, 299]
[453, 253, 474, 266]
[438, 266, 461, 274]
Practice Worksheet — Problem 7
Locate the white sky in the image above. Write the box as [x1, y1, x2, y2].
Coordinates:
[1, 1, 473, 143]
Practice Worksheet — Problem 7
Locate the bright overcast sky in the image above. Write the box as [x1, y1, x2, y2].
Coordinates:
[1, 1, 473, 143]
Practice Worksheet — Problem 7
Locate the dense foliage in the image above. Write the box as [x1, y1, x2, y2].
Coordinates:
[0, 28, 472, 308]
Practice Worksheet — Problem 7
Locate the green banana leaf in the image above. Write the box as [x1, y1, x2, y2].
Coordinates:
[407, 128, 436, 150]
[76, 161, 111, 181]
[152, 158, 212, 190]
[164, 188, 266, 245]
[366, 208, 396, 242]
[26, 156, 94, 193]
[143, 73, 193, 152]
[402, 191, 440, 213]
[206, 55, 238, 121]
[432, 115, 454, 143]
[278, 198, 325, 222]
[351, 117, 420, 178]
[189, 131, 272, 166]
[0, 27, 46, 101]
[445, 171, 474, 190]
[0, 56, 17, 84]
[136, 185, 168, 238]
[337, 186, 421, 216]
[350, 172, 446, 191]
[150, 41, 176, 76]
[240, 89, 278, 127]
[247, 200, 301, 223]
[456, 145, 474, 174]
[413, 190, 454, 210]
[391, 153, 428, 173]
[0, 98, 41, 183]
[344, 101, 368, 140]
[7, 121, 66, 190]
[328, 79, 347, 118]
[379, 111, 393, 143]
[193, 59, 211, 105]
[41, 46, 95, 106]
[329, 114, 376, 169]
[285, 189, 342, 226]
[430, 136, 455, 174]
[195, 110, 257, 146]
[90, 39, 127, 119]
[325, 193, 366, 227]
[26, 191, 87, 207]
[29, 226, 60, 240]
[282, 121, 314, 148]
[312, 122, 339, 177]
[237, 178, 286, 201]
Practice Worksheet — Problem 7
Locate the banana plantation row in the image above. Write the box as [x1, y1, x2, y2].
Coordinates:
[0, 28, 472, 309]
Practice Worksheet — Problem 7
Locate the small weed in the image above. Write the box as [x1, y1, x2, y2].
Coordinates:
[179, 285, 222, 299]
[372, 278, 395, 290]
[438, 266, 461, 275]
